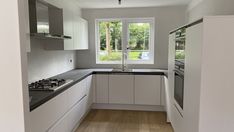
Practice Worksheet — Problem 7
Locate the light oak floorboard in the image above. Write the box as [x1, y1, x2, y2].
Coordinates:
[76, 109, 173, 132]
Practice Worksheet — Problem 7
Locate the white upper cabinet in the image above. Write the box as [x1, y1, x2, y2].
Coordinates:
[134, 75, 161, 105]
[73, 16, 89, 50]
[43, 0, 88, 50]
[63, 8, 74, 50]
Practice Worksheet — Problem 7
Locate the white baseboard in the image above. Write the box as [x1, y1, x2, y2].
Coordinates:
[92, 103, 165, 111]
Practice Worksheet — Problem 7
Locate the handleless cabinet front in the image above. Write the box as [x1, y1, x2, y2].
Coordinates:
[30, 92, 68, 132]
[134, 75, 161, 105]
[67, 79, 87, 109]
[95, 74, 109, 103]
[109, 75, 134, 104]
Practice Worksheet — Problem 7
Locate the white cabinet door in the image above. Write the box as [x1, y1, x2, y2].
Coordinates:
[109, 75, 134, 104]
[49, 96, 88, 132]
[63, 8, 74, 50]
[86, 75, 93, 109]
[67, 96, 87, 132]
[134, 75, 161, 105]
[73, 17, 89, 50]
[92, 75, 96, 103]
[95, 74, 109, 103]
[48, 114, 68, 132]
[67, 78, 87, 109]
[30, 92, 68, 132]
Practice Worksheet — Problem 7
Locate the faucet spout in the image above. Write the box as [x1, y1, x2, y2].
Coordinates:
[122, 52, 128, 71]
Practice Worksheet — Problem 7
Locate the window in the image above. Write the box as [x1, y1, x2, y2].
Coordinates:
[96, 18, 154, 64]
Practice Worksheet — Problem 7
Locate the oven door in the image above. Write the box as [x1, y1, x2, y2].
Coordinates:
[174, 69, 184, 111]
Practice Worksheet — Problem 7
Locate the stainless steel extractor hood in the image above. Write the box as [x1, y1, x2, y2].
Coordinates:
[29, 0, 71, 39]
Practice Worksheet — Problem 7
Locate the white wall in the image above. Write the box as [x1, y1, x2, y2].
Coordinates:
[0, 0, 30, 132]
[187, 0, 234, 22]
[27, 1, 81, 83]
[27, 39, 76, 83]
[76, 6, 186, 69]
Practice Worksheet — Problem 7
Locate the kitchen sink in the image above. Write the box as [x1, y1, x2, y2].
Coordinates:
[112, 68, 133, 72]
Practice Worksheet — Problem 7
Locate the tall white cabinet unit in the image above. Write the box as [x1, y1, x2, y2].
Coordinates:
[168, 16, 234, 132]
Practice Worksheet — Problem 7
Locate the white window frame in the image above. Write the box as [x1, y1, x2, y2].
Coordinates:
[95, 18, 155, 64]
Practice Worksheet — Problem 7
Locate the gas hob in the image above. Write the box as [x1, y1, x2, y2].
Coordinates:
[29, 79, 73, 91]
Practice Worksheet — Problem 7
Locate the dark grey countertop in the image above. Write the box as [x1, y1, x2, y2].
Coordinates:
[29, 68, 167, 111]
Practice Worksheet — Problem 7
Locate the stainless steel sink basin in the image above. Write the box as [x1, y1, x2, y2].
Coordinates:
[112, 68, 133, 72]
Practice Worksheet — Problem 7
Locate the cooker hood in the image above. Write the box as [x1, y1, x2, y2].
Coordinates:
[29, 0, 71, 39]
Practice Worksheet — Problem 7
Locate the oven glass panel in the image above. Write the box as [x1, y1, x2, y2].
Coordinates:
[174, 72, 184, 109]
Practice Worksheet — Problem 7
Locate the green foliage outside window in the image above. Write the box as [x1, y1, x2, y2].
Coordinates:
[98, 21, 150, 61]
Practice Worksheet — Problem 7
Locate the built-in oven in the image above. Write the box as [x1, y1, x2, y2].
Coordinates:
[174, 28, 185, 116]
[174, 69, 184, 113]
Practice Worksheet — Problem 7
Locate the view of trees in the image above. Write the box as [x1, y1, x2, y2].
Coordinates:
[98, 21, 150, 61]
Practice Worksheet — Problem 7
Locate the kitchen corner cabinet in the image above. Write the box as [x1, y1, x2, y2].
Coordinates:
[30, 75, 93, 132]
[134, 75, 161, 105]
[109, 75, 134, 104]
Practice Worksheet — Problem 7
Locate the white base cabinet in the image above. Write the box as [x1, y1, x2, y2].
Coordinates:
[95, 74, 109, 103]
[48, 113, 69, 132]
[30, 92, 68, 132]
[66, 96, 88, 132]
[95, 74, 162, 106]
[134, 75, 161, 105]
[109, 75, 134, 104]
[67, 79, 87, 109]
[30, 75, 93, 132]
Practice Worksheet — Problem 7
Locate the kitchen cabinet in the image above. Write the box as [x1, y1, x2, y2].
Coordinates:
[30, 75, 93, 132]
[134, 75, 161, 105]
[30, 91, 68, 132]
[66, 96, 88, 132]
[109, 74, 134, 104]
[44, 0, 88, 50]
[168, 17, 234, 132]
[63, 8, 74, 50]
[48, 96, 88, 132]
[48, 113, 69, 132]
[95, 74, 109, 103]
[67, 78, 87, 109]
[86, 75, 94, 109]
[73, 16, 89, 50]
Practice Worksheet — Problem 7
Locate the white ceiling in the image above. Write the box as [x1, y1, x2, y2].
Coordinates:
[76, 0, 193, 9]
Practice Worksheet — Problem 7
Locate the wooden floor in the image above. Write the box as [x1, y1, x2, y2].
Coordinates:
[75, 109, 173, 132]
